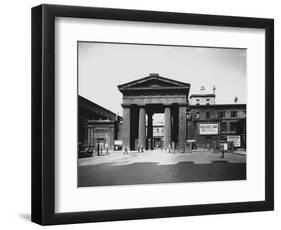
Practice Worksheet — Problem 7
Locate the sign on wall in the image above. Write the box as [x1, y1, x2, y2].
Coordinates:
[227, 135, 241, 147]
[114, 140, 123, 145]
[199, 123, 219, 135]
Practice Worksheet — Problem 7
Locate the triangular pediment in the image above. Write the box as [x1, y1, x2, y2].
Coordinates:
[118, 74, 190, 91]
[129, 78, 179, 88]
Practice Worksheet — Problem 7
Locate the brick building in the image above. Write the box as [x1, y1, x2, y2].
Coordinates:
[78, 96, 122, 156]
[187, 92, 246, 150]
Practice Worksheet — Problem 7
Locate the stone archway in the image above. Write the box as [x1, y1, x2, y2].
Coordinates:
[118, 73, 190, 152]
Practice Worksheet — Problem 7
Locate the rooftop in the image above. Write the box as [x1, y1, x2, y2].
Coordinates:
[189, 103, 246, 109]
[190, 94, 216, 98]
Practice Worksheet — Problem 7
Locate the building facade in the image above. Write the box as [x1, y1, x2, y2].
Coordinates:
[78, 96, 121, 156]
[118, 73, 190, 152]
[152, 119, 164, 149]
[190, 93, 216, 105]
[78, 75, 247, 155]
[187, 92, 246, 150]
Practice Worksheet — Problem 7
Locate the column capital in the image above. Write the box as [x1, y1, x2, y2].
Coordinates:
[163, 103, 172, 107]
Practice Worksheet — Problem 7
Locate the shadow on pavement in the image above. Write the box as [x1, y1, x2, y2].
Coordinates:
[78, 161, 246, 187]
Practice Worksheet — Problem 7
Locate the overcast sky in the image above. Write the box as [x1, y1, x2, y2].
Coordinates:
[78, 42, 246, 116]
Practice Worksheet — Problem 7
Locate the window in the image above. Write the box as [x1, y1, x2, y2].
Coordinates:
[206, 98, 210, 101]
[230, 122, 236, 132]
[206, 111, 210, 118]
[219, 111, 225, 118]
[221, 122, 227, 132]
[231, 111, 237, 117]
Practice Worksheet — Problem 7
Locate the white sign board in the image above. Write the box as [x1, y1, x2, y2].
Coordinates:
[227, 136, 241, 147]
[199, 123, 219, 135]
[220, 143, 228, 151]
[114, 140, 123, 145]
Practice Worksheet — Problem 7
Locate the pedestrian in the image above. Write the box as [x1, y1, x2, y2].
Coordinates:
[105, 143, 109, 155]
[97, 143, 100, 156]
[123, 145, 128, 155]
[168, 144, 171, 153]
[220, 144, 225, 158]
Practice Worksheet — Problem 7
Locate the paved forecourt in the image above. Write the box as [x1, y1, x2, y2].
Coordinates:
[78, 150, 246, 187]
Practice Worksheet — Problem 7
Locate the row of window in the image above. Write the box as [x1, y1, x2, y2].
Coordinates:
[154, 128, 164, 133]
[196, 103, 210, 105]
[196, 98, 211, 102]
[195, 98, 211, 105]
[220, 122, 236, 132]
[152, 122, 237, 133]
[191, 110, 242, 119]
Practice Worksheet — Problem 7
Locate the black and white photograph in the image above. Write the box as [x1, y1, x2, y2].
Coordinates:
[77, 42, 247, 187]
[30, 3, 274, 226]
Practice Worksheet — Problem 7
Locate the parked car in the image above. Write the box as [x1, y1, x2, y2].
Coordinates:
[79, 146, 93, 158]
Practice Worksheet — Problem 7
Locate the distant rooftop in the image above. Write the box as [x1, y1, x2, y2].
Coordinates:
[190, 94, 216, 98]
[189, 103, 246, 109]
[79, 95, 122, 120]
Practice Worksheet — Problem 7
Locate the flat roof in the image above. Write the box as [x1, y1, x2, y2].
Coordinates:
[190, 94, 215, 98]
[189, 104, 246, 109]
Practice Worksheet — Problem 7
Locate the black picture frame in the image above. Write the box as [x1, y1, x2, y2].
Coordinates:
[31, 4, 274, 225]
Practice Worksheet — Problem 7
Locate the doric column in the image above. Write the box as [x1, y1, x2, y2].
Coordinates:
[122, 104, 131, 150]
[84, 125, 87, 146]
[138, 106, 146, 148]
[178, 104, 187, 152]
[147, 112, 153, 150]
[110, 127, 114, 150]
[87, 127, 91, 146]
[90, 127, 94, 147]
[164, 105, 171, 149]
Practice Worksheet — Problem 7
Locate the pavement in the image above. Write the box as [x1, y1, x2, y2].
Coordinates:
[233, 150, 247, 156]
[78, 150, 246, 187]
[78, 149, 246, 166]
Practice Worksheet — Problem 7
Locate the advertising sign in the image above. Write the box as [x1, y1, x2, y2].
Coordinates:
[199, 123, 219, 135]
[114, 140, 123, 145]
[219, 143, 228, 151]
[227, 136, 241, 147]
